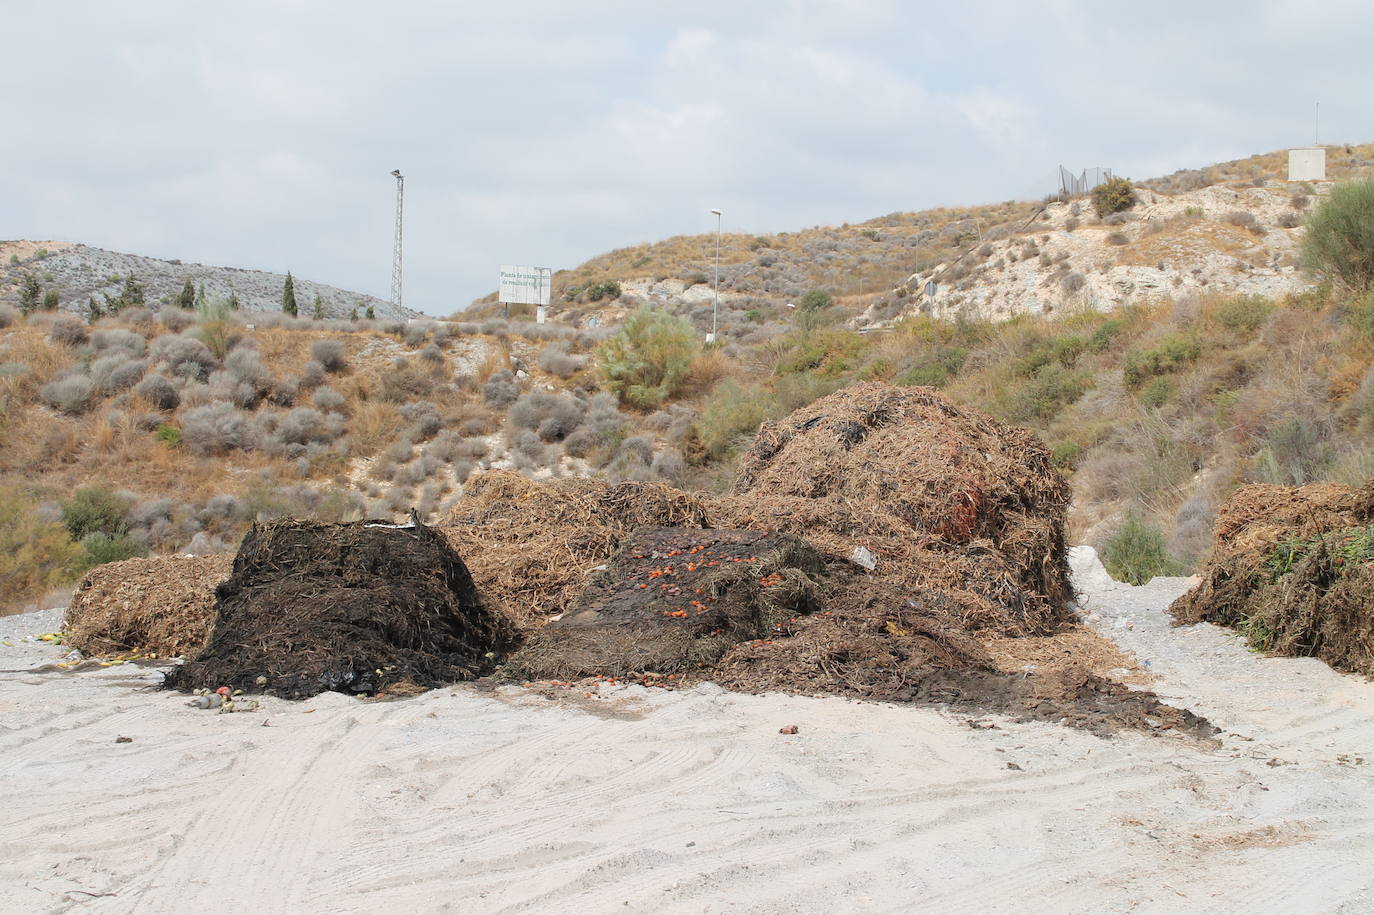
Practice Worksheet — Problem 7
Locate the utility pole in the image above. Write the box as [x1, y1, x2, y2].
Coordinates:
[709, 208, 722, 342]
[390, 169, 405, 310]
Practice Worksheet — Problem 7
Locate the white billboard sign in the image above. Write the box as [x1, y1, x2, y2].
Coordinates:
[499, 265, 552, 306]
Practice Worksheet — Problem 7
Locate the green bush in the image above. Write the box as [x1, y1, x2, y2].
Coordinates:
[1252, 417, 1334, 486]
[1209, 295, 1275, 334]
[1003, 362, 1090, 422]
[1050, 439, 1082, 469]
[0, 490, 86, 613]
[799, 288, 833, 312]
[597, 307, 700, 408]
[1351, 286, 1374, 341]
[78, 532, 147, 570]
[18, 273, 41, 315]
[1139, 376, 1174, 408]
[774, 329, 867, 377]
[156, 423, 183, 448]
[694, 381, 777, 460]
[896, 361, 952, 388]
[61, 487, 132, 541]
[585, 280, 622, 302]
[1091, 177, 1137, 218]
[1122, 333, 1201, 387]
[1300, 178, 1374, 290]
[895, 345, 969, 388]
[1088, 318, 1126, 352]
[1101, 509, 1183, 585]
[1015, 335, 1084, 376]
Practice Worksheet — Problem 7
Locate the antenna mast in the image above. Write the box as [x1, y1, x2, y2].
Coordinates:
[390, 169, 404, 310]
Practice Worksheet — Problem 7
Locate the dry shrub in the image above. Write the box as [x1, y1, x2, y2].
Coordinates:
[1171, 481, 1374, 674]
[64, 554, 234, 656]
[680, 347, 736, 396]
[309, 339, 347, 372]
[349, 400, 406, 457]
[476, 342, 510, 383]
[439, 470, 710, 631]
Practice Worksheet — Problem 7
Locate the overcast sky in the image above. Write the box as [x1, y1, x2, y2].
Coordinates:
[4, 1, 1370, 315]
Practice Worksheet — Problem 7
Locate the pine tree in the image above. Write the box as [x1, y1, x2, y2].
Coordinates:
[282, 271, 298, 316]
[194, 283, 206, 309]
[227, 291, 241, 311]
[176, 278, 196, 310]
[349, 307, 358, 322]
[312, 293, 325, 320]
[365, 303, 375, 321]
[18, 273, 41, 315]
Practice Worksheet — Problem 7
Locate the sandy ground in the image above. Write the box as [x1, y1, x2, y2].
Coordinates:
[2, 564, 1373, 913]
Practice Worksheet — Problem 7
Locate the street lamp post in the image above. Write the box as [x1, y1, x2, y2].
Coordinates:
[390, 169, 404, 311]
[709, 208, 722, 342]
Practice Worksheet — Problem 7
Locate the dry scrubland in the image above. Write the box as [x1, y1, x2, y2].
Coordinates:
[484, 143, 1374, 327]
[4, 145, 1374, 618]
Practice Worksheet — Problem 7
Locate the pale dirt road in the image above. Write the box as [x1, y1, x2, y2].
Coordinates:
[1, 563, 1372, 914]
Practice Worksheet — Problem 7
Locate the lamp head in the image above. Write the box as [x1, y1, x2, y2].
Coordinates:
[710, 208, 722, 216]
[391, 169, 402, 177]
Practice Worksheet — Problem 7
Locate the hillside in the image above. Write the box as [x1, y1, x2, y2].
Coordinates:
[499, 142, 1374, 335]
[0, 241, 417, 321]
[3, 144, 1374, 618]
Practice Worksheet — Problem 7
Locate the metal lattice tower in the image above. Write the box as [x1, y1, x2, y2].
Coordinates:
[390, 169, 404, 310]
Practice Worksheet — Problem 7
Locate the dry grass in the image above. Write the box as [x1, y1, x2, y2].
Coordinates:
[349, 400, 407, 458]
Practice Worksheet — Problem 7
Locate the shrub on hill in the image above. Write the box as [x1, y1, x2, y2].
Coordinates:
[0, 491, 85, 614]
[597, 307, 700, 408]
[182, 402, 254, 454]
[62, 486, 133, 541]
[308, 339, 347, 372]
[40, 374, 95, 414]
[135, 373, 179, 410]
[1100, 509, 1183, 585]
[1091, 177, 1137, 218]
[1301, 178, 1374, 292]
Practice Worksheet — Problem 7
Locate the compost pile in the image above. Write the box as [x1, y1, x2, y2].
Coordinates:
[168, 519, 516, 698]
[506, 527, 829, 680]
[64, 554, 234, 658]
[440, 471, 709, 631]
[712, 382, 1074, 637]
[483, 384, 1107, 717]
[1171, 480, 1374, 675]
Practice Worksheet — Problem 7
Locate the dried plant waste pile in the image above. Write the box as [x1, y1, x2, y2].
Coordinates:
[65, 554, 234, 657]
[1171, 481, 1374, 675]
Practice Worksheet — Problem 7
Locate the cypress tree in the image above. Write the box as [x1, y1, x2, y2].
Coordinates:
[18, 273, 41, 314]
[282, 271, 298, 317]
[176, 278, 196, 310]
[108, 274, 144, 315]
[312, 293, 325, 320]
[227, 291, 241, 311]
[365, 303, 375, 321]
